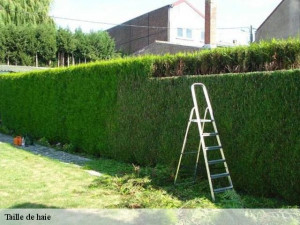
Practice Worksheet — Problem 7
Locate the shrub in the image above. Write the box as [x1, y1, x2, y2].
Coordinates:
[151, 39, 300, 77]
[0, 58, 152, 156]
[62, 143, 75, 153]
[37, 137, 50, 147]
[0, 40, 299, 204]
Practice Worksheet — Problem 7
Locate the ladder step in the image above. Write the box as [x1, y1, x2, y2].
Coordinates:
[191, 119, 213, 123]
[214, 186, 233, 193]
[211, 173, 230, 179]
[202, 132, 218, 137]
[208, 159, 226, 165]
[205, 146, 222, 151]
[182, 151, 198, 155]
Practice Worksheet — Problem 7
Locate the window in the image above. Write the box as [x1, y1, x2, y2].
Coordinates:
[186, 29, 192, 39]
[177, 28, 183, 37]
[201, 31, 205, 41]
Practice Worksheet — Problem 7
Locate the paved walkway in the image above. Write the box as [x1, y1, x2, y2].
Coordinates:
[0, 133, 91, 166]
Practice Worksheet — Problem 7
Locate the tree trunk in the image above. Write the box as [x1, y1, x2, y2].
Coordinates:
[7, 56, 9, 65]
[67, 54, 70, 67]
[79, 58, 81, 64]
[85, 57, 87, 64]
[72, 54, 75, 65]
[57, 52, 60, 67]
[35, 53, 38, 67]
[62, 52, 65, 67]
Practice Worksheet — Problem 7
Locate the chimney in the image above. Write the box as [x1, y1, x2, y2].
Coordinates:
[204, 0, 217, 48]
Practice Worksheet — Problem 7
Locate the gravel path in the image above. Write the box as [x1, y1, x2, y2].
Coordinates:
[0, 133, 91, 166]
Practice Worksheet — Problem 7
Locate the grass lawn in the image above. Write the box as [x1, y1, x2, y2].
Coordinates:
[0, 142, 296, 209]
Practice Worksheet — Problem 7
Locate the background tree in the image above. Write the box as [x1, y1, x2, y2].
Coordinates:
[35, 25, 57, 67]
[56, 27, 76, 67]
[2, 24, 18, 65]
[0, 0, 117, 67]
[74, 28, 90, 64]
[0, 0, 56, 66]
[88, 31, 116, 61]
[0, 25, 6, 63]
[17, 25, 35, 65]
[0, 0, 54, 26]
[0, 25, 116, 67]
[1, 25, 33, 65]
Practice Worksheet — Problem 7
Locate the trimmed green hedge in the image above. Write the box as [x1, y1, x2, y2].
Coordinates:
[152, 39, 300, 77]
[0, 58, 152, 155]
[111, 69, 300, 204]
[0, 42, 299, 204]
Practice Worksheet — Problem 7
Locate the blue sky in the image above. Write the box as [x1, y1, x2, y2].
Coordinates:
[50, 0, 282, 43]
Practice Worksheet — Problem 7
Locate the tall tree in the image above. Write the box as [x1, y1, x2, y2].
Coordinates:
[17, 25, 35, 65]
[0, 25, 6, 63]
[88, 31, 116, 61]
[0, 0, 54, 26]
[36, 25, 57, 66]
[74, 28, 89, 64]
[56, 27, 75, 67]
[2, 24, 18, 65]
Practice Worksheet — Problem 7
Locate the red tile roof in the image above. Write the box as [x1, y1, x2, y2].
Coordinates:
[171, 0, 205, 19]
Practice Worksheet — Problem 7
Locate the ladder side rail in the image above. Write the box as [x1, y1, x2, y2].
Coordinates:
[201, 85, 228, 168]
[201, 84, 233, 187]
[191, 84, 215, 201]
[191, 84, 207, 147]
[193, 107, 209, 180]
[202, 107, 209, 128]
[201, 84, 216, 122]
[212, 120, 233, 187]
[174, 107, 195, 184]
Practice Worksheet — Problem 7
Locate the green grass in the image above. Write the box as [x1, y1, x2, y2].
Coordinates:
[0, 142, 296, 209]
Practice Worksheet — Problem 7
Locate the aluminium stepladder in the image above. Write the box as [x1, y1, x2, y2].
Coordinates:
[174, 83, 233, 201]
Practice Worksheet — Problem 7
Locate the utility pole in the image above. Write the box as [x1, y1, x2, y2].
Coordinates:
[250, 25, 253, 43]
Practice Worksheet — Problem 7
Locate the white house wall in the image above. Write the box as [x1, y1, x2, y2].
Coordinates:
[169, 3, 205, 47]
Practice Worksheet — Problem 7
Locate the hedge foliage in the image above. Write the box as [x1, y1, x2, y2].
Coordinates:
[112, 69, 300, 205]
[0, 40, 299, 204]
[0, 58, 152, 155]
[152, 39, 300, 77]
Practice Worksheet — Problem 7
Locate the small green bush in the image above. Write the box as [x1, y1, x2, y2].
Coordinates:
[62, 143, 75, 153]
[37, 137, 50, 147]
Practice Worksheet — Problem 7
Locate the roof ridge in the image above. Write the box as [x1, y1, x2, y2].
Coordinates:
[171, 0, 205, 18]
[257, 0, 285, 31]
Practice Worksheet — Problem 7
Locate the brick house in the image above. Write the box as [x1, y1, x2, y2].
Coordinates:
[107, 0, 210, 55]
[256, 0, 300, 41]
